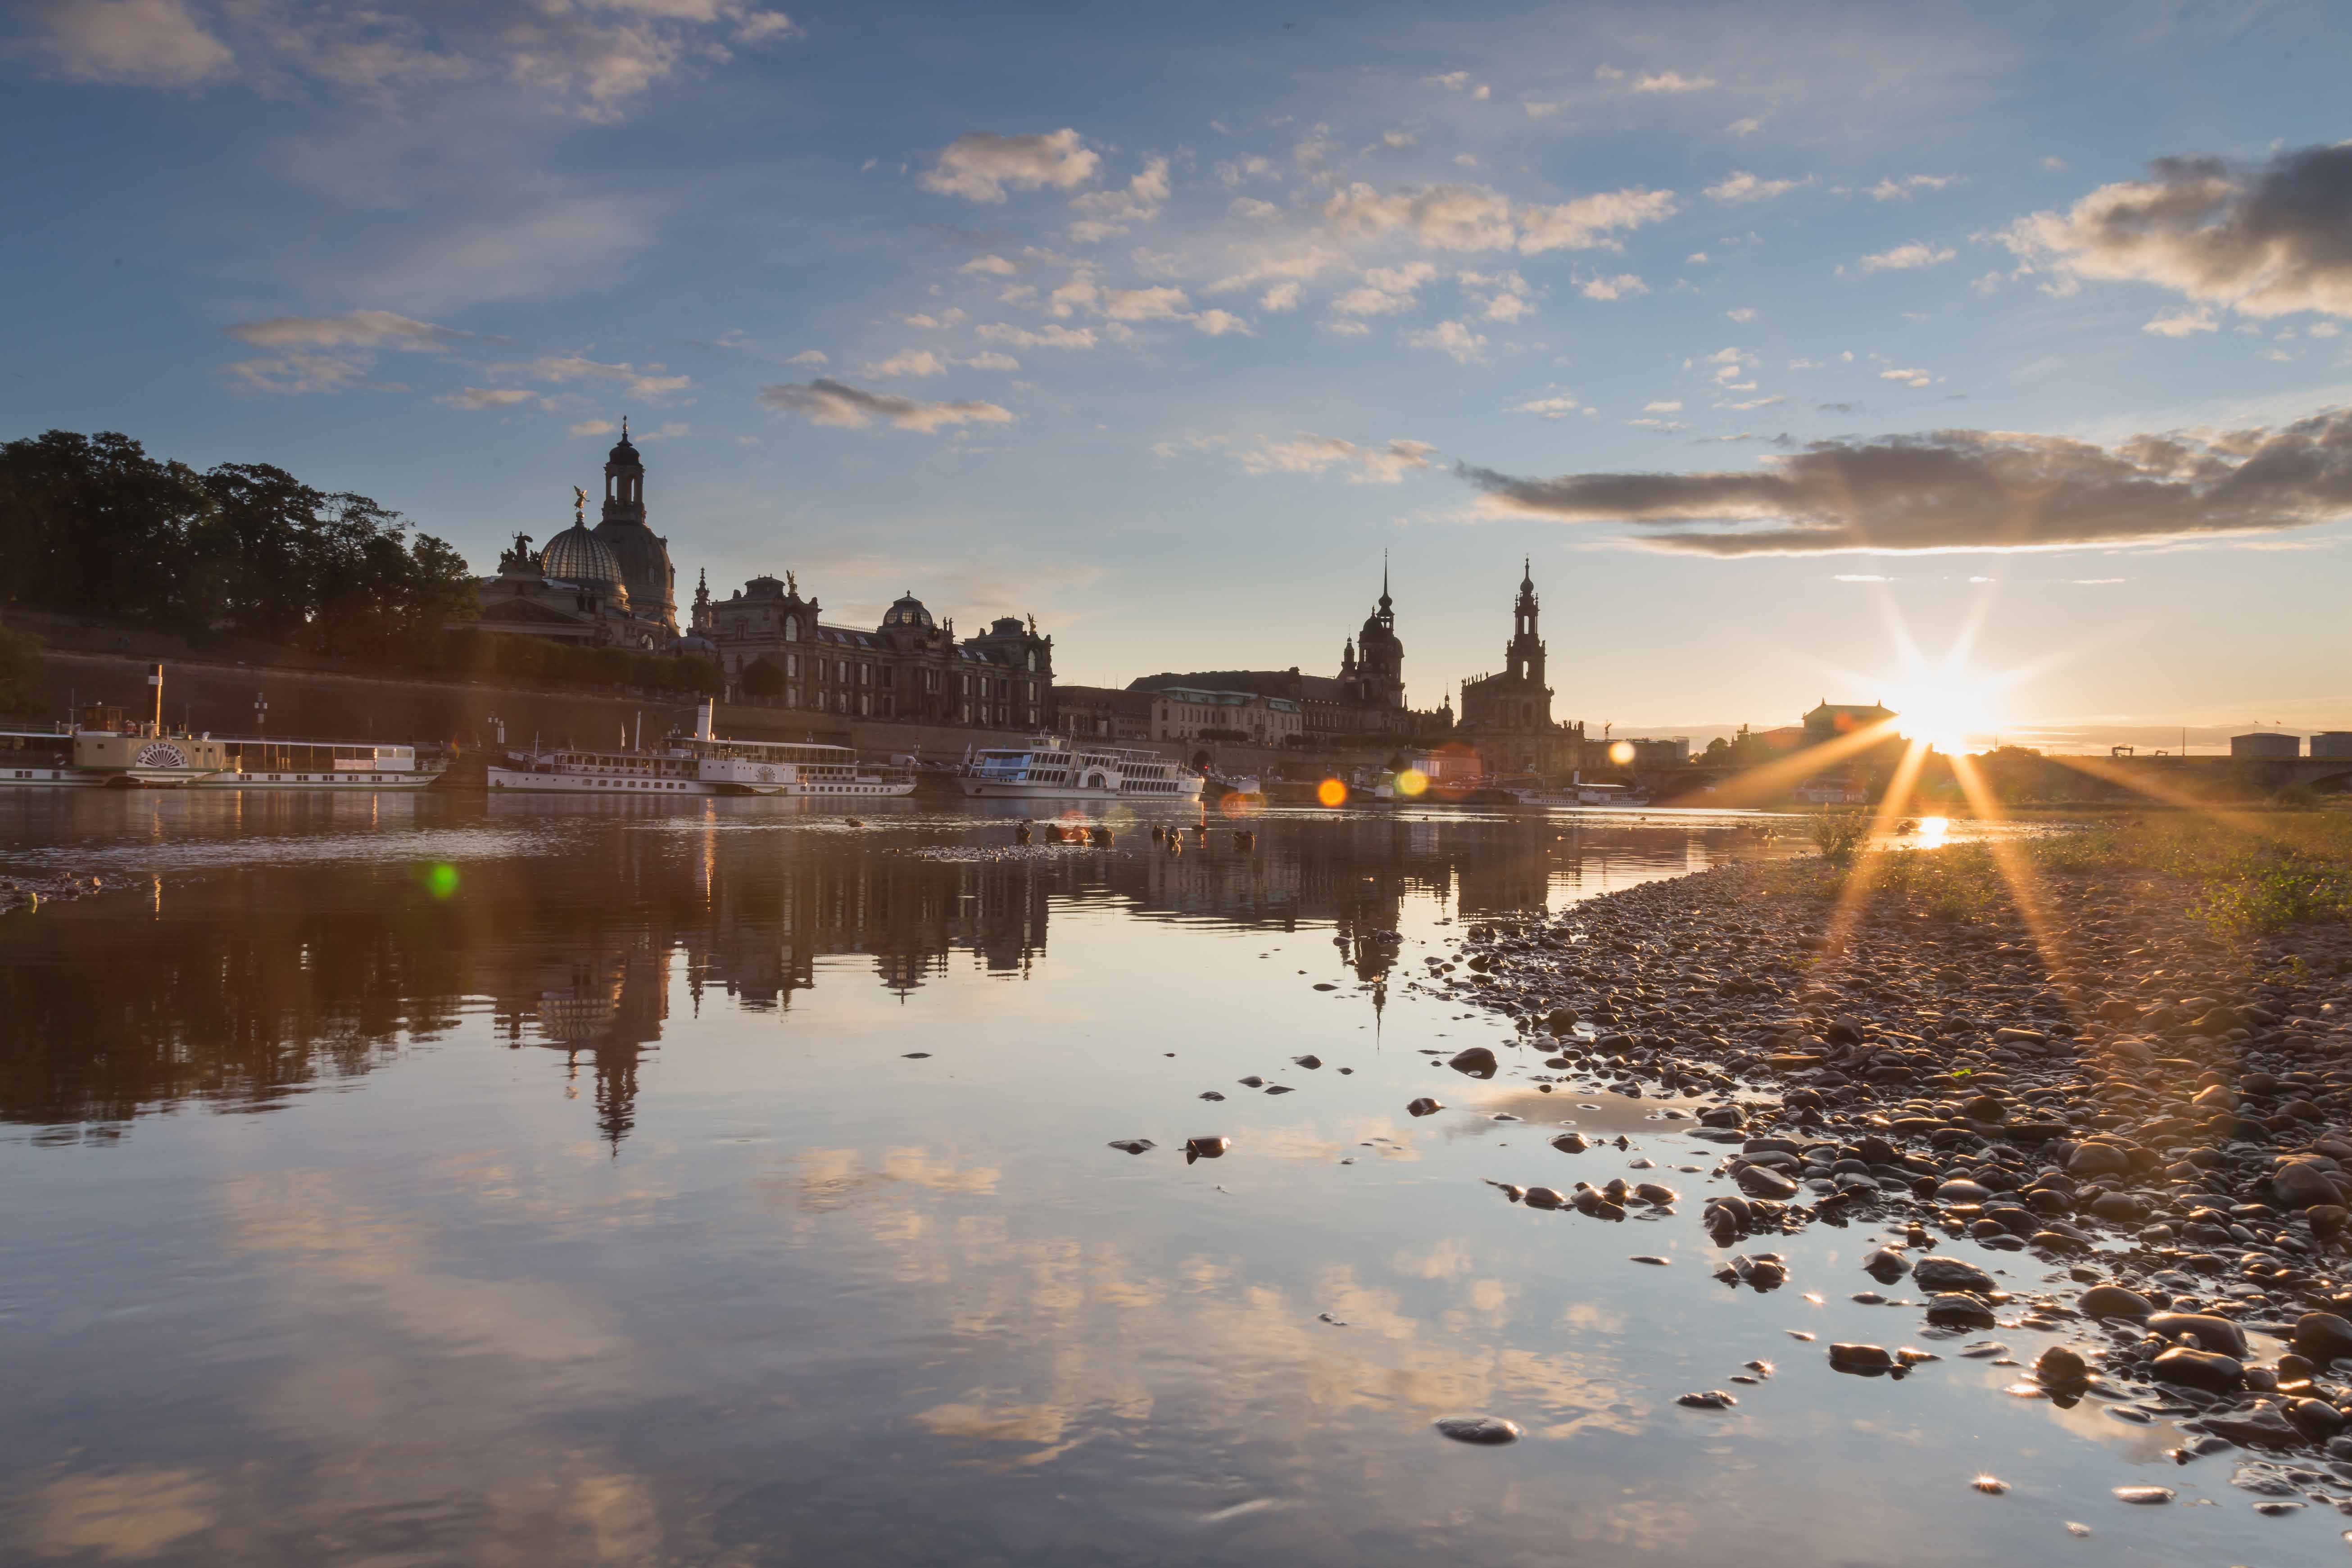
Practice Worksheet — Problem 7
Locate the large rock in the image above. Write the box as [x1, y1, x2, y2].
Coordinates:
[1448, 1047, 1499, 1079]
[2292, 1312, 2352, 1364]
[2067, 1142, 2131, 1177]
[2273, 1161, 2343, 1209]
[2078, 1284, 2153, 1320]
[2146, 1313, 2248, 1358]
[1925, 1292, 1996, 1328]
[1734, 1164, 1799, 1201]
[1912, 1256, 1996, 1294]
[1434, 1414, 1522, 1445]
[2035, 1345, 2089, 1386]
[2150, 1346, 2243, 1392]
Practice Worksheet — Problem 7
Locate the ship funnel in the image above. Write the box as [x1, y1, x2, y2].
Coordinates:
[696, 699, 714, 741]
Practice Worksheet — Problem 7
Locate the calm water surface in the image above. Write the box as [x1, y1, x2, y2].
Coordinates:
[0, 794, 2323, 1565]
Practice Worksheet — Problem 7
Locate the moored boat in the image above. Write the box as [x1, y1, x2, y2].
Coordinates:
[485, 702, 915, 798]
[957, 735, 1202, 802]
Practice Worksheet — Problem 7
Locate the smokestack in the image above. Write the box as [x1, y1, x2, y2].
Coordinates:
[696, 699, 714, 741]
[148, 663, 164, 735]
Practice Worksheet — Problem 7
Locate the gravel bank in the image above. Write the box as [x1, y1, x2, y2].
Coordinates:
[1432, 852, 2352, 1467]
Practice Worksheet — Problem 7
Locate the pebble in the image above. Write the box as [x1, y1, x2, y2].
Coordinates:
[1183, 1136, 1231, 1162]
[1406, 1097, 1443, 1117]
[1630, 1255, 1669, 1266]
[2112, 1486, 2175, 1505]
[1972, 1475, 2010, 1495]
[1677, 1390, 1736, 1409]
[1107, 1139, 1155, 1155]
[1433, 1414, 1521, 1446]
[1828, 1343, 1895, 1373]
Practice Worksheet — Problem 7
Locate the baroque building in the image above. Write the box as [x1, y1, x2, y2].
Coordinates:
[469, 423, 683, 651]
[1458, 561, 1584, 777]
[1126, 562, 1448, 742]
[706, 572, 1054, 729]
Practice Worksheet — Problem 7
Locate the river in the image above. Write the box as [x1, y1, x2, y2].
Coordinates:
[0, 792, 2307, 1565]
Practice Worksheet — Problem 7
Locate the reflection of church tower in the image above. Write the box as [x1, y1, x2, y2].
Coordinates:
[591, 421, 678, 635]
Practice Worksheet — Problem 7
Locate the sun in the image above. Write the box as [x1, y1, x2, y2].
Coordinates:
[1885, 666, 2002, 756]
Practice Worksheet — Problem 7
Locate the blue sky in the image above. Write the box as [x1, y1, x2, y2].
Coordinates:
[6, 0, 2350, 748]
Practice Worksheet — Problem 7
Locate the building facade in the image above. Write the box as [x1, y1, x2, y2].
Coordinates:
[705, 573, 1055, 729]
[1456, 562, 1583, 779]
[1127, 564, 1448, 742]
[590, 424, 678, 637]
[1145, 686, 1302, 745]
[1054, 685, 1152, 741]
[470, 487, 675, 650]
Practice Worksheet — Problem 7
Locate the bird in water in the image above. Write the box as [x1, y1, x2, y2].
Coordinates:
[1091, 826, 1113, 847]
[1014, 822, 1033, 844]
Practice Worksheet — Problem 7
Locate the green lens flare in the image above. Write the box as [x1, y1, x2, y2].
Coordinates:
[426, 863, 459, 899]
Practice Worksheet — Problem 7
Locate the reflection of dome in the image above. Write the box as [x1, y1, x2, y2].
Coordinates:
[883, 592, 934, 630]
[542, 523, 626, 601]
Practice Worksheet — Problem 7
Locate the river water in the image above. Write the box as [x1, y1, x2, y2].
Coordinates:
[0, 793, 2328, 1565]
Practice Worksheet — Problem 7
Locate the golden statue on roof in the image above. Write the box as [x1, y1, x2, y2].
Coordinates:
[572, 485, 586, 523]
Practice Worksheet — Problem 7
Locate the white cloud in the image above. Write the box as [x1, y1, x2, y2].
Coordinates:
[758, 378, 1015, 434]
[224, 310, 460, 350]
[1379, 130, 1417, 150]
[1323, 320, 1372, 337]
[1238, 433, 1436, 483]
[1069, 154, 1171, 239]
[785, 349, 829, 365]
[570, 419, 616, 437]
[32, 0, 232, 86]
[919, 128, 1099, 203]
[959, 351, 1021, 371]
[867, 348, 947, 378]
[1644, 400, 1683, 412]
[1858, 241, 1956, 272]
[1216, 154, 1278, 187]
[222, 352, 373, 395]
[1632, 70, 1714, 93]
[1704, 171, 1806, 203]
[1509, 394, 1582, 418]
[1727, 117, 1761, 137]
[438, 386, 543, 410]
[975, 322, 1099, 349]
[1719, 394, 1783, 410]
[1332, 262, 1438, 317]
[960, 254, 1020, 276]
[1523, 101, 1567, 120]
[1878, 366, 1933, 387]
[1516, 187, 1677, 254]
[1101, 285, 1191, 322]
[1403, 319, 1487, 363]
[1725, 305, 1757, 322]
[1260, 281, 1301, 312]
[490, 353, 691, 400]
[1869, 174, 1958, 201]
[2143, 308, 2219, 338]
[1192, 308, 1254, 336]
[1578, 273, 1648, 300]
[1229, 197, 1280, 221]
[1321, 183, 1515, 251]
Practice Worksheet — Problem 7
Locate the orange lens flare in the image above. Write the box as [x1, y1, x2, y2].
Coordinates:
[1394, 768, 1430, 798]
[1315, 778, 1348, 808]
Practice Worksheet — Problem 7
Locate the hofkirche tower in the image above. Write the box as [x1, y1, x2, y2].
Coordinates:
[590, 420, 678, 636]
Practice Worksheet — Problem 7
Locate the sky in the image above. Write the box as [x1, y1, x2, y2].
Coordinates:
[5, 0, 2351, 752]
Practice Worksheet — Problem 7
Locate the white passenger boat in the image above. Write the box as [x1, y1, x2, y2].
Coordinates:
[2, 669, 440, 790]
[957, 735, 1202, 802]
[486, 702, 915, 798]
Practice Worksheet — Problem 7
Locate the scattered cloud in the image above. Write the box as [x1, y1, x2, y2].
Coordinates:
[975, 322, 1099, 349]
[867, 348, 947, 378]
[1260, 281, 1302, 312]
[1239, 433, 1437, 483]
[1069, 154, 1170, 240]
[222, 352, 375, 395]
[919, 129, 1099, 203]
[785, 349, 829, 365]
[1579, 272, 1648, 300]
[1726, 117, 1762, 137]
[1869, 174, 1959, 201]
[960, 254, 1020, 276]
[570, 419, 616, 437]
[1229, 197, 1280, 221]
[758, 377, 1014, 434]
[1858, 241, 1956, 272]
[438, 386, 544, 410]
[1457, 406, 2352, 555]
[1704, 171, 1806, 203]
[959, 351, 1021, 371]
[490, 353, 690, 401]
[1509, 394, 1583, 418]
[1332, 262, 1439, 317]
[1322, 182, 1515, 251]
[1516, 188, 1678, 254]
[2143, 307, 2219, 338]
[1725, 305, 1757, 322]
[2000, 142, 2352, 318]
[1192, 308, 1254, 336]
[30, 0, 234, 86]
[224, 310, 461, 350]
[1403, 319, 1487, 363]
[1632, 70, 1714, 94]
[1645, 400, 1683, 412]
[1878, 366, 1934, 387]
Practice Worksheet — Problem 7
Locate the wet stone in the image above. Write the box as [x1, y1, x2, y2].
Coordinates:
[1406, 1097, 1444, 1117]
[1434, 1414, 1522, 1446]
[1107, 1139, 1156, 1155]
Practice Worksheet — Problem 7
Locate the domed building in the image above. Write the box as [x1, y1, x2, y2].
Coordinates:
[469, 487, 673, 650]
[590, 423, 678, 637]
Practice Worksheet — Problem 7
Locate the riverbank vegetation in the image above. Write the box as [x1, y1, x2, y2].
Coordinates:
[1795, 809, 2352, 939]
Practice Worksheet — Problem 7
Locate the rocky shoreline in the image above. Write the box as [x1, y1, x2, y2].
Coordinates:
[1429, 850, 2352, 1480]
[0, 870, 102, 916]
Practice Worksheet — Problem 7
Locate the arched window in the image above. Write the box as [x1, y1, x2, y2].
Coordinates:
[784, 615, 799, 641]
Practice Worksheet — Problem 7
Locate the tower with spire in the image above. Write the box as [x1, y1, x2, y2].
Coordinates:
[590, 417, 679, 636]
[1505, 557, 1545, 691]
[1350, 554, 1405, 711]
[1459, 559, 1579, 776]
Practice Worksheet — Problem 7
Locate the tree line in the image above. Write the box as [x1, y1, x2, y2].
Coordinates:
[0, 429, 478, 659]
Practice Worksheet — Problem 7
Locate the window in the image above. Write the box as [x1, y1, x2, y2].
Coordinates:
[787, 654, 798, 677]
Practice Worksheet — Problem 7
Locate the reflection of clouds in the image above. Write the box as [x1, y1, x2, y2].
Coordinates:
[1390, 1238, 1475, 1280]
[768, 1147, 1002, 1215]
[28, 1467, 219, 1560]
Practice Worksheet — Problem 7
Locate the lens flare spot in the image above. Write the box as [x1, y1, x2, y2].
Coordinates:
[424, 863, 459, 899]
[1315, 778, 1348, 808]
[1917, 815, 1951, 845]
[1608, 740, 1635, 766]
[1394, 768, 1430, 798]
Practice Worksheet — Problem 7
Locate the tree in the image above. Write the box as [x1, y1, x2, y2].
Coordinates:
[0, 620, 43, 721]
[740, 657, 787, 698]
[0, 430, 210, 623]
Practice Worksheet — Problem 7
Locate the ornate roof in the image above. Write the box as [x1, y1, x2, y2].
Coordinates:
[882, 592, 935, 630]
[541, 523, 625, 597]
